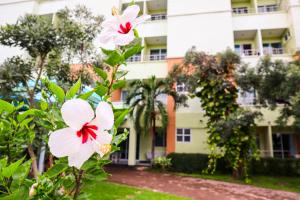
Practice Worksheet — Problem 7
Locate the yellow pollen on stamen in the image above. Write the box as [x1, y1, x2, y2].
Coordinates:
[112, 7, 119, 16]
[100, 144, 112, 155]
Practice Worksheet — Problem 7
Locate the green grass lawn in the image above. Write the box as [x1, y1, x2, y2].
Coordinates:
[82, 180, 189, 200]
[177, 173, 300, 193]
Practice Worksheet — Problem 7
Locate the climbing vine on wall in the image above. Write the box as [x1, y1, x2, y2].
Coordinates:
[169, 48, 261, 180]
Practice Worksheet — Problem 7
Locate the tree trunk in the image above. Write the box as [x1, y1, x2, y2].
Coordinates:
[151, 113, 156, 164]
[28, 144, 39, 179]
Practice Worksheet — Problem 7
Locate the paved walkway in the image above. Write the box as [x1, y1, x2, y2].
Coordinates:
[106, 165, 300, 200]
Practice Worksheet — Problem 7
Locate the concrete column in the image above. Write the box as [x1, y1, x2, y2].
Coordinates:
[257, 29, 264, 56]
[253, 0, 258, 13]
[128, 122, 137, 166]
[267, 122, 274, 157]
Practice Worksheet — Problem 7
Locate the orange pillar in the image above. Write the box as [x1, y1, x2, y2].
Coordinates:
[166, 58, 183, 154]
[111, 89, 121, 102]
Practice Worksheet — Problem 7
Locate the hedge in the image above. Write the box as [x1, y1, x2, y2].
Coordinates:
[167, 153, 300, 176]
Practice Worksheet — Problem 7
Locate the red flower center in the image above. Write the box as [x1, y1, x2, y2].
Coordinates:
[76, 123, 98, 144]
[118, 22, 132, 34]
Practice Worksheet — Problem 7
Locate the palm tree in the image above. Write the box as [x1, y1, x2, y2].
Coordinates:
[126, 76, 183, 162]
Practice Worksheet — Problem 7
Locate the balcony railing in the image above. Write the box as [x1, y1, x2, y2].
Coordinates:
[235, 49, 260, 56]
[263, 48, 285, 55]
[232, 5, 280, 15]
[257, 5, 279, 13]
[126, 55, 141, 62]
[145, 54, 167, 61]
[232, 7, 254, 15]
[150, 14, 167, 21]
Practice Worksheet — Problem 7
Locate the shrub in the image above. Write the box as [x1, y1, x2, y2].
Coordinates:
[167, 153, 300, 176]
[153, 156, 172, 171]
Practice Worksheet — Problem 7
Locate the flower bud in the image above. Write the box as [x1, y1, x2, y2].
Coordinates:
[100, 144, 112, 155]
[112, 7, 119, 16]
[29, 183, 38, 198]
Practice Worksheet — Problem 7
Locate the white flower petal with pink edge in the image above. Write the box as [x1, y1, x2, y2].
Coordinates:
[68, 141, 95, 169]
[99, 5, 150, 46]
[61, 99, 94, 131]
[48, 128, 81, 157]
[94, 102, 114, 131]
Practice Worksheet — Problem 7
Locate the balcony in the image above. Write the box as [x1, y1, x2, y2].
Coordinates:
[150, 13, 167, 21]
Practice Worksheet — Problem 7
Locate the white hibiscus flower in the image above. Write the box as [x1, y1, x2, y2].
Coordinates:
[99, 5, 150, 46]
[48, 99, 114, 169]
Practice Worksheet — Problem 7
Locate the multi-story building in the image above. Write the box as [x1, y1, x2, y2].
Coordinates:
[0, 0, 300, 165]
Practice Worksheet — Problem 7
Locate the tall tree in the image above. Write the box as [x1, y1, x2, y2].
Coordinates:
[126, 76, 184, 162]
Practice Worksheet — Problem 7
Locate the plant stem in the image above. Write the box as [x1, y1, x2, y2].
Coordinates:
[28, 144, 39, 179]
[73, 168, 84, 200]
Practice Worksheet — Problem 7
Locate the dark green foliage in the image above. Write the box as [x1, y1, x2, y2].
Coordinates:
[168, 153, 300, 176]
[169, 48, 261, 179]
[237, 56, 300, 129]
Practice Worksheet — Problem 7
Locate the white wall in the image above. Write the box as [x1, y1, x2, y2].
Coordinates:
[167, 12, 234, 57]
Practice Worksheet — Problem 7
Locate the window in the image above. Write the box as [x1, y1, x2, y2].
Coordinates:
[176, 82, 188, 92]
[155, 132, 166, 147]
[149, 49, 167, 61]
[121, 90, 128, 102]
[176, 128, 191, 142]
[258, 5, 278, 13]
[234, 44, 255, 56]
[232, 7, 248, 14]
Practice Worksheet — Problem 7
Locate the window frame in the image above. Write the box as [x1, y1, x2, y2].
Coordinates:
[176, 128, 191, 143]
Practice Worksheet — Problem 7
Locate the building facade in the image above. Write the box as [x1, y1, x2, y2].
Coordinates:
[0, 0, 300, 165]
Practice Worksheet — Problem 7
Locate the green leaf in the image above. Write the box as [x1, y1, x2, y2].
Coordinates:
[66, 78, 81, 99]
[123, 44, 143, 60]
[95, 85, 108, 97]
[2, 157, 25, 178]
[94, 67, 108, 80]
[101, 47, 115, 56]
[17, 109, 42, 122]
[104, 51, 124, 66]
[114, 109, 130, 127]
[112, 80, 126, 90]
[48, 82, 65, 103]
[44, 163, 68, 179]
[40, 100, 48, 111]
[0, 157, 8, 169]
[11, 160, 32, 188]
[78, 90, 95, 100]
[0, 99, 14, 114]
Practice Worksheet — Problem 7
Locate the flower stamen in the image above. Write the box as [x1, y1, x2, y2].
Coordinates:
[76, 123, 98, 144]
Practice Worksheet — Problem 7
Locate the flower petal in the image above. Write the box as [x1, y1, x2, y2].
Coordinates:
[94, 102, 114, 130]
[122, 5, 140, 22]
[68, 141, 95, 169]
[99, 29, 115, 44]
[61, 99, 94, 131]
[96, 131, 113, 145]
[48, 128, 81, 157]
[133, 14, 151, 27]
[113, 30, 135, 46]
[102, 17, 119, 31]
